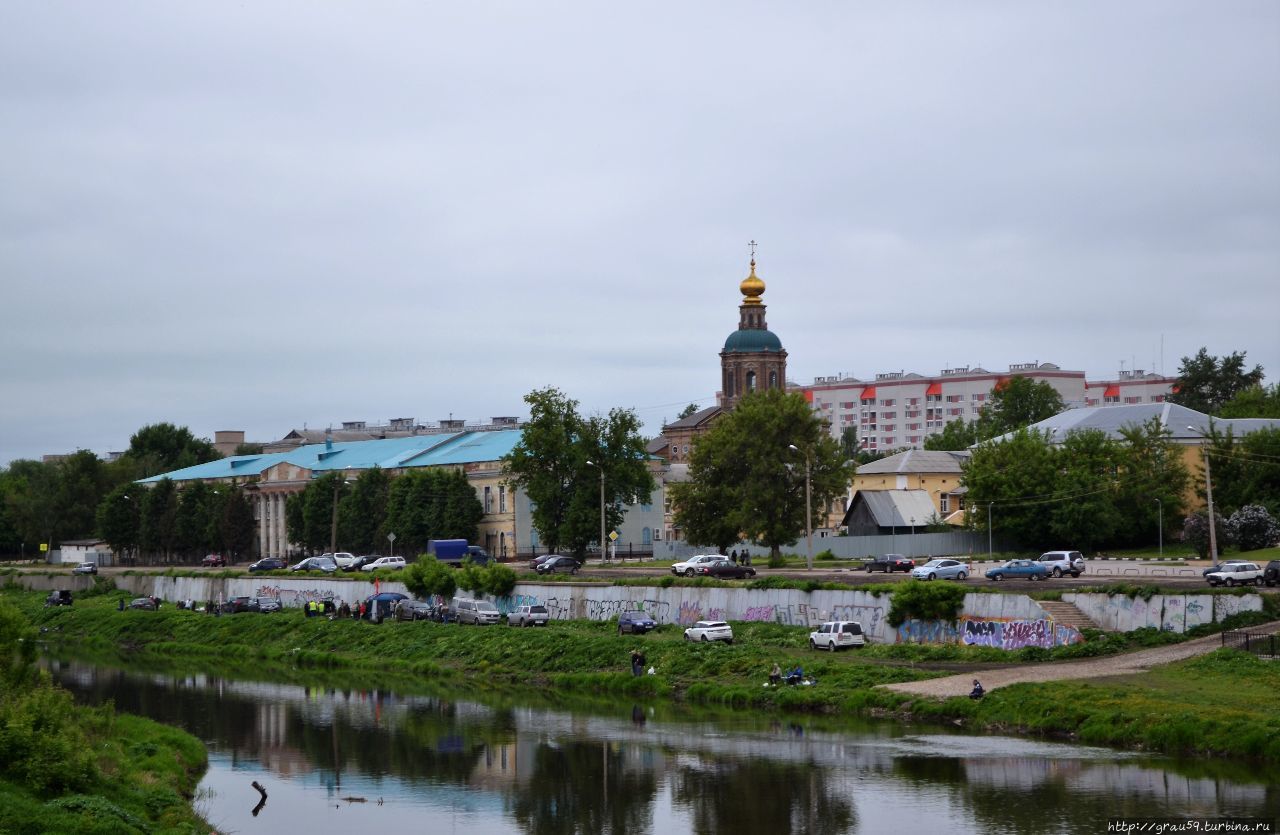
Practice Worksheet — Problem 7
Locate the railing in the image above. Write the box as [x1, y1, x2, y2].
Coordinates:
[1221, 630, 1279, 658]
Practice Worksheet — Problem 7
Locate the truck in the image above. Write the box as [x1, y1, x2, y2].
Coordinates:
[427, 539, 491, 567]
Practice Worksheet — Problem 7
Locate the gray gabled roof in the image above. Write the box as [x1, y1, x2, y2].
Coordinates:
[663, 405, 722, 431]
[856, 449, 970, 475]
[842, 489, 938, 528]
[991, 403, 1280, 444]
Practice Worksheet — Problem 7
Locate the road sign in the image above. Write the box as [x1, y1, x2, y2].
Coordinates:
[40, 543, 48, 552]
[608, 530, 619, 542]
[387, 532, 397, 542]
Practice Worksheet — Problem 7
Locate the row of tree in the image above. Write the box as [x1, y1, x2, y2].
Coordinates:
[96, 479, 256, 562]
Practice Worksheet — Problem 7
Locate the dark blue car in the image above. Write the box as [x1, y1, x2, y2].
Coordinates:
[618, 610, 657, 635]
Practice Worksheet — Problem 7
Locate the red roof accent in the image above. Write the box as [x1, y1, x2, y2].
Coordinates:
[1104, 385, 1119, 397]
[860, 386, 876, 400]
[925, 382, 942, 396]
[802, 389, 813, 402]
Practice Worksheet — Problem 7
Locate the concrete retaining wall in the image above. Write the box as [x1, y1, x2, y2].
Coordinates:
[1064, 592, 1262, 633]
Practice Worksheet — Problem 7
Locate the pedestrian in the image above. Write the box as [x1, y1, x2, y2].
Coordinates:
[769, 662, 782, 686]
[630, 648, 646, 677]
[730, 549, 738, 565]
[117, 598, 125, 612]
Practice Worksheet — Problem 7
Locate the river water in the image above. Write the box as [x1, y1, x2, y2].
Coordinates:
[48, 657, 1278, 835]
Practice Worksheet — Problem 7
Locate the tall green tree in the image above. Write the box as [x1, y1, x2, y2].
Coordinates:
[924, 417, 980, 451]
[1202, 425, 1280, 517]
[122, 423, 222, 478]
[1168, 348, 1265, 415]
[676, 403, 700, 420]
[962, 430, 1059, 547]
[839, 426, 859, 460]
[1218, 383, 1280, 419]
[139, 478, 179, 562]
[981, 375, 1065, 436]
[1047, 429, 1124, 552]
[338, 467, 391, 554]
[672, 389, 852, 559]
[503, 387, 655, 557]
[383, 468, 485, 556]
[218, 485, 257, 559]
[96, 484, 141, 561]
[1112, 418, 1191, 548]
[175, 481, 213, 558]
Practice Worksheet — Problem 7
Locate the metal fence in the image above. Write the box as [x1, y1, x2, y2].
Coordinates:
[1221, 630, 1279, 659]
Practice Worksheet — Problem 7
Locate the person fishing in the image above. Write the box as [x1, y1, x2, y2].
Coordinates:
[970, 679, 985, 699]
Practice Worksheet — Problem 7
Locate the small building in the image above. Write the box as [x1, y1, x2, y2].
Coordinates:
[840, 491, 939, 536]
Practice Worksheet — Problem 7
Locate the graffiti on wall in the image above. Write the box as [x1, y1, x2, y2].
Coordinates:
[255, 584, 336, 607]
[957, 617, 1083, 649]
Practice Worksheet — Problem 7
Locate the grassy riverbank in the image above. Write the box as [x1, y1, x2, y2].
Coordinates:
[0, 600, 208, 834]
[14, 587, 1279, 762]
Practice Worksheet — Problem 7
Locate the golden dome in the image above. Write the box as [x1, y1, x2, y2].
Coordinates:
[740, 258, 765, 305]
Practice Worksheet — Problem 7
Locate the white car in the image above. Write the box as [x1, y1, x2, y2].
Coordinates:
[361, 556, 406, 572]
[328, 552, 358, 569]
[1206, 562, 1262, 587]
[507, 605, 550, 627]
[684, 620, 733, 644]
[909, 559, 970, 581]
[809, 621, 865, 651]
[1035, 550, 1085, 578]
[671, 554, 725, 577]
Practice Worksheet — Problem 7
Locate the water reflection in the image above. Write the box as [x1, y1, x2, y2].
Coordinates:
[47, 659, 1279, 835]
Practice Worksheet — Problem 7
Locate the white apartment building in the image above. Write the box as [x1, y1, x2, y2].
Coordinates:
[798, 362, 1172, 452]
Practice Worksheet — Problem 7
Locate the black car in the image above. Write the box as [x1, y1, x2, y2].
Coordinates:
[248, 557, 287, 573]
[864, 554, 915, 573]
[1263, 560, 1280, 587]
[129, 597, 157, 611]
[529, 554, 566, 571]
[45, 590, 73, 607]
[618, 610, 657, 634]
[697, 559, 757, 579]
[536, 556, 581, 575]
[222, 596, 258, 614]
[343, 555, 381, 572]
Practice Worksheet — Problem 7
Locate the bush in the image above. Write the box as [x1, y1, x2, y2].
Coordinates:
[1183, 511, 1230, 558]
[886, 580, 965, 627]
[1227, 505, 1280, 552]
[403, 558, 457, 600]
[767, 552, 787, 569]
[815, 549, 836, 562]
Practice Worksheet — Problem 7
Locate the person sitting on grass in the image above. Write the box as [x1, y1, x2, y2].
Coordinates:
[786, 666, 804, 686]
[970, 679, 985, 699]
[769, 663, 782, 686]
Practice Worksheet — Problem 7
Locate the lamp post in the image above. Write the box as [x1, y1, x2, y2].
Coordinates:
[586, 460, 605, 564]
[987, 502, 994, 560]
[788, 444, 813, 571]
[1187, 426, 1219, 563]
[1154, 498, 1163, 558]
[910, 516, 916, 559]
[329, 475, 352, 557]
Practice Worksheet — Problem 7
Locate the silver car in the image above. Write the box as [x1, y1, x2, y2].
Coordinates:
[909, 559, 970, 581]
[507, 604, 550, 627]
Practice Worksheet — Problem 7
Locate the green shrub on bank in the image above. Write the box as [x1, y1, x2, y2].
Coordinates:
[886, 581, 965, 627]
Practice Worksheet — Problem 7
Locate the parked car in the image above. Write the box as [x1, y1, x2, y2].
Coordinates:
[394, 600, 434, 621]
[291, 556, 338, 573]
[450, 597, 501, 625]
[343, 555, 381, 572]
[671, 554, 724, 577]
[328, 552, 358, 569]
[1201, 560, 1254, 578]
[809, 621, 865, 651]
[361, 556, 406, 572]
[45, 590, 73, 607]
[529, 554, 566, 570]
[222, 596, 258, 614]
[1206, 562, 1262, 587]
[618, 610, 657, 635]
[128, 597, 156, 610]
[201, 553, 226, 568]
[248, 557, 287, 573]
[1263, 560, 1280, 587]
[255, 597, 282, 614]
[986, 559, 1049, 581]
[1035, 551, 1085, 578]
[71, 562, 98, 575]
[863, 554, 915, 573]
[536, 556, 581, 576]
[909, 559, 970, 581]
[684, 620, 733, 644]
[695, 559, 757, 579]
[507, 605, 550, 627]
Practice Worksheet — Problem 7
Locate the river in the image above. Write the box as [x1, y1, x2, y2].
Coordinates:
[47, 657, 1278, 834]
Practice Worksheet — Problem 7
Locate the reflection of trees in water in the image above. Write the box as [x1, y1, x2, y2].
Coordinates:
[673, 758, 855, 835]
[508, 741, 657, 835]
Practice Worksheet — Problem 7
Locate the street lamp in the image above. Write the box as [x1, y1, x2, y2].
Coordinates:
[1187, 426, 1219, 563]
[987, 502, 994, 560]
[329, 474, 353, 557]
[788, 444, 813, 571]
[586, 460, 606, 564]
[910, 516, 916, 559]
[1154, 497, 1163, 558]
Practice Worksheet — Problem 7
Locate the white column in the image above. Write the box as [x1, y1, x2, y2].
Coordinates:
[257, 495, 268, 558]
[268, 494, 279, 557]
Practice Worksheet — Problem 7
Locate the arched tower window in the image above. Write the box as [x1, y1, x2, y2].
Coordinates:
[769, 370, 778, 389]
[746, 371, 756, 392]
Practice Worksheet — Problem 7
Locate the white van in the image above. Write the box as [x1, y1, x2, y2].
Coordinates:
[809, 621, 865, 651]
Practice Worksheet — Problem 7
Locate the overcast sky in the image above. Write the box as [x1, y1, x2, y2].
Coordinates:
[2, 2, 1278, 466]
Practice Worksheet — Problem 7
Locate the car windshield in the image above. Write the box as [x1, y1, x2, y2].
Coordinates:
[476, 602, 498, 612]
[920, 560, 944, 568]
[530, 606, 547, 613]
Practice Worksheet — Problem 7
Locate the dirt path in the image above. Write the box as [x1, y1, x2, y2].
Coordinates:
[879, 620, 1280, 699]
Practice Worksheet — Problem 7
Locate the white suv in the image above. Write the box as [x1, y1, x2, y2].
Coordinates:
[1205, 562, 1262, 587]
[1036, 551, 1085, 578]
[809, 621, 865, 651]
[361, 556, 406, 572]
[672, 554, 724, 577]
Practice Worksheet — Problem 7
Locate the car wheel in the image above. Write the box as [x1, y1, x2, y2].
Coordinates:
[957, 571, 967, 580]
[701, 635, 709, 642]
[865, 565, 871, 573]
[928, 573, 936, 581]
[1227, 578, 1236, 587]
[685, 569, 696, 577]
[992, 573, 1002, 581]
[684, 633, 692, 642]
[810, 639, 818, 650]
[571, 567, 578, 575]
[828, 640, 837, 652]
[1052, 568, 1062, 578]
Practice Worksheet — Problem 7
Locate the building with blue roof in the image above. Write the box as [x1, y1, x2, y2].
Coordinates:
[141, 429, 665, 561]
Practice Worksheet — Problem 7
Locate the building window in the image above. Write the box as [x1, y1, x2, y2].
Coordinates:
[972, 393, 986, 401]
[499, 531, 507, 556]
[746, 371, 756, 391]
[642, 527, 652, 545]
[499, 485, 507, 513]
[769, 370, 778, 388]
[841, 401, 855, 409]
[1104, 396, 1120, 404]
[1152, 395, 1165, 403]
[941, 494, 950, 513]
[908, 397, 919, 406]
[1125, 396, 1141, 404]
[883, 411, 896, 419]
[881, 398, 896, 406]
[883, 436, 894, 445]
[484, 486, 492, 513]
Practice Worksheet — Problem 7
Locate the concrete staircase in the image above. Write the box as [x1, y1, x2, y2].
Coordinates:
[1038, 599, 1102, 632]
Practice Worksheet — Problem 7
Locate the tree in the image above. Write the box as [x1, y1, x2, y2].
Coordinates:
[1219, 384, 1280, 419]
[175, 481, 213, 558]
[383, 468, 485, 556]
[122, 423, 222, 478]
[962, 430, 1058, 547]
[403, 557, 458, 600]
[1047, 429, 1124, 552]
[676, 403, 700, 420]
[96, 485, 141, 561]
[672, 389, 852, 559]
[1200, 426, 1280, 518]
[338, 467, 391, 554]
[1168, 348, 1265, 415]
[1183, 511, 1229, 559]
[981, 376, 1065, 436]
[1112, 418, 1190, 548]
[218, 486, 256, 559]
[839, 426, 859, 460]
[502, 387, 655, 558]
[233, 442, 265, 456]
[1227, 505, 1280, 553]
[924, 417, 980, 451]
[139, 478, 179, 562]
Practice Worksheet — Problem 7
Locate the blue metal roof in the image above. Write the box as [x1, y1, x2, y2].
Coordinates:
[138, 430, 526, 484]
